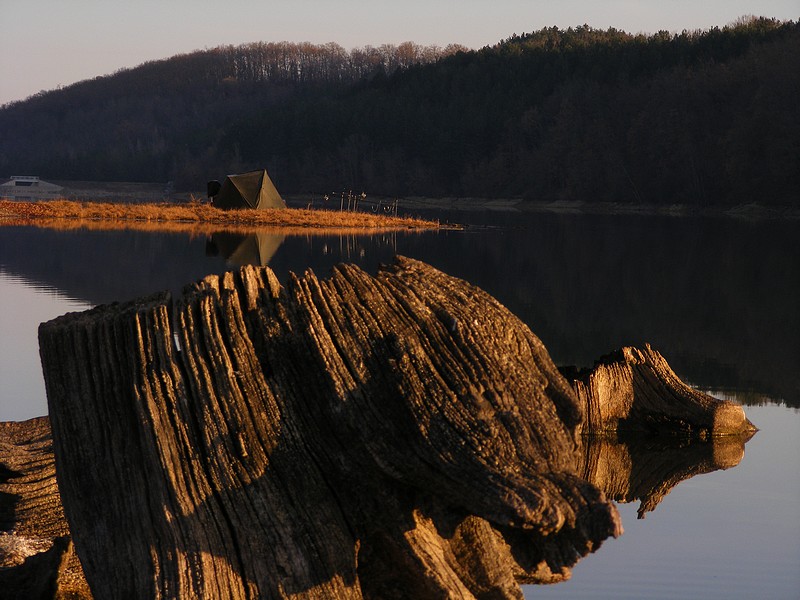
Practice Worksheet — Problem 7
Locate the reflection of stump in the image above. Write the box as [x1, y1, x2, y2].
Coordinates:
[38, 257, 621, 599]
[576, 431, 753, 519]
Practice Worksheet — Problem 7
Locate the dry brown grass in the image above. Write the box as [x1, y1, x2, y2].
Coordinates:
[0, 199, 441, 233]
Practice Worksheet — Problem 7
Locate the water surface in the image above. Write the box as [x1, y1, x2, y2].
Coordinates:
[0, 211, 797, 597]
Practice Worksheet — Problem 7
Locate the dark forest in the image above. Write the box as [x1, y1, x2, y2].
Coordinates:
[1, 17, 797, 206]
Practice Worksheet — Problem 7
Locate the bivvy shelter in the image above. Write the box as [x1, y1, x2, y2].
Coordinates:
[209, 169, 286, 210]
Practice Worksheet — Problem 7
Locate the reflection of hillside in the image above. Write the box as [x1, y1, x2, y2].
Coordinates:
[0, 214, 796, 405]
[402, 213, 799, 406]
[0, 226, 231, 305]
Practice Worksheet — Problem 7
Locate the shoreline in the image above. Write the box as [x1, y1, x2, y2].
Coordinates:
[395, 196, 800, 220]
[2, 195, 797, 230]
[0, 199, 443, 232]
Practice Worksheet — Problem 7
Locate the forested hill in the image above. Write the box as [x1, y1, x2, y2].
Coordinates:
[1, 17, 798, 206]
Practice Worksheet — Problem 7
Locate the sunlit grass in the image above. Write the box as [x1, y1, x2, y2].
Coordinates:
[0, 199, 441, 232]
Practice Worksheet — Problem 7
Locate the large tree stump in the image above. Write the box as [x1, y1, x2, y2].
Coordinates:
[34, 257, 756, 598]
[38, 257, 622, 599]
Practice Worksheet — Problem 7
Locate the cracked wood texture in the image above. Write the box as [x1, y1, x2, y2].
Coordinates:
[0, 415, 754, 598]
[38, 256, 621, 599]
[0, 417, 91, 599]
[563, 345, 755, 437]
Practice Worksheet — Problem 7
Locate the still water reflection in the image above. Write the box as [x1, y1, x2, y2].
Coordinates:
[1, 212, 797, 409]
[0, 211, 798, 597]
[0, 271, 90, 421]
[528, 404, 800, 600]
[205, 231, 285, 267]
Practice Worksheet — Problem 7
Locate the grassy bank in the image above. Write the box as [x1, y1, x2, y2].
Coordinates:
[0, 199, 441, 232]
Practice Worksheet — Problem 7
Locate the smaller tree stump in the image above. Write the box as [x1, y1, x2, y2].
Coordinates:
[562, 345, 757, 437]
[0, 417, 91, 599]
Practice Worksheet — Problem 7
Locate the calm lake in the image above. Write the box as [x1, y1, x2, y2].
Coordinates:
[1, 209, 798, 598]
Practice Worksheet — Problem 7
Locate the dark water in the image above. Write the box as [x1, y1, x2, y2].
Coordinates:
[0, 211, 798, 597]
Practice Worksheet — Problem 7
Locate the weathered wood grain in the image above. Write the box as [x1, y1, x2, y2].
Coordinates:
[23, 257, 755, 599]
[0, 417, 90, 599]
[36, 257, 621, 598]
[562, 345, 756, 437]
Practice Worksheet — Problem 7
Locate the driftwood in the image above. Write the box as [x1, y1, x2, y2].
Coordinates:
[24, 256, 754, 599]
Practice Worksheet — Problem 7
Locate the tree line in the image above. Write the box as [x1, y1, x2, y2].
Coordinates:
[0, 17, 797, 206]
[0, 41, 465, 188]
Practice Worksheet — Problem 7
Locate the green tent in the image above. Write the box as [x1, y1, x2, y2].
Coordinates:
[212, 169, 286, 210]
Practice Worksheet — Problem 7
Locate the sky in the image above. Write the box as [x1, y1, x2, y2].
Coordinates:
[1, 0, 797, 106]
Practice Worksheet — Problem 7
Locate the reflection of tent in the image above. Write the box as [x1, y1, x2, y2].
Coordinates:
[212, 169, 286, 210]
[206, 232, 285, 267]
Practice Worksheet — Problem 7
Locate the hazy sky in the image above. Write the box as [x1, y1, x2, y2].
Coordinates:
[1, 0, 797, 105]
